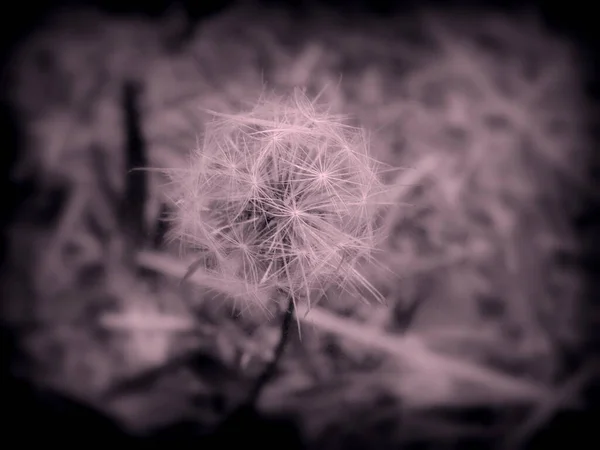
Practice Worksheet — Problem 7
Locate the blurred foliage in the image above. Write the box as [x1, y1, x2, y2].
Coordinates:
[2, 2, 593, 448]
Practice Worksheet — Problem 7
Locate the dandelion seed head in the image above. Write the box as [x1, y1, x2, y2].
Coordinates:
[163, 87, 396, 311]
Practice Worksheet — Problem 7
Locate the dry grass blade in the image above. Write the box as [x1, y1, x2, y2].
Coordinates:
[137, 249, 553, 403]
[100, 311, 196, 332]
[499, 364, 596, 450]
[297, 304, 552, 402]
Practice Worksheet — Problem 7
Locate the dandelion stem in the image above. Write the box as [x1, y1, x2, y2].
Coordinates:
[244, 294, 295, 407]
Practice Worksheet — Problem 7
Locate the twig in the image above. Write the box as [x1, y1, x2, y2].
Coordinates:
[121, 80, 147, 253]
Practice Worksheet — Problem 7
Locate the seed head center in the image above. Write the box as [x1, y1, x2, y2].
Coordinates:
[318, 171, 329, 181]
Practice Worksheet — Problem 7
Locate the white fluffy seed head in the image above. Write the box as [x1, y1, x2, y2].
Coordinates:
[164, 88, 395, 312]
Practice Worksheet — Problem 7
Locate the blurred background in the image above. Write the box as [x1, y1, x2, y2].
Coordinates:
[1, 0, 599, 448]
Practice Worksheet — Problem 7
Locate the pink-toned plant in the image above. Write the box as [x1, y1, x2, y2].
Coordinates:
[162, 87, 399, 409]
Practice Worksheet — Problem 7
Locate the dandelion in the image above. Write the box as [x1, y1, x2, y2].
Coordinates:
[160, 86, 400, 409]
